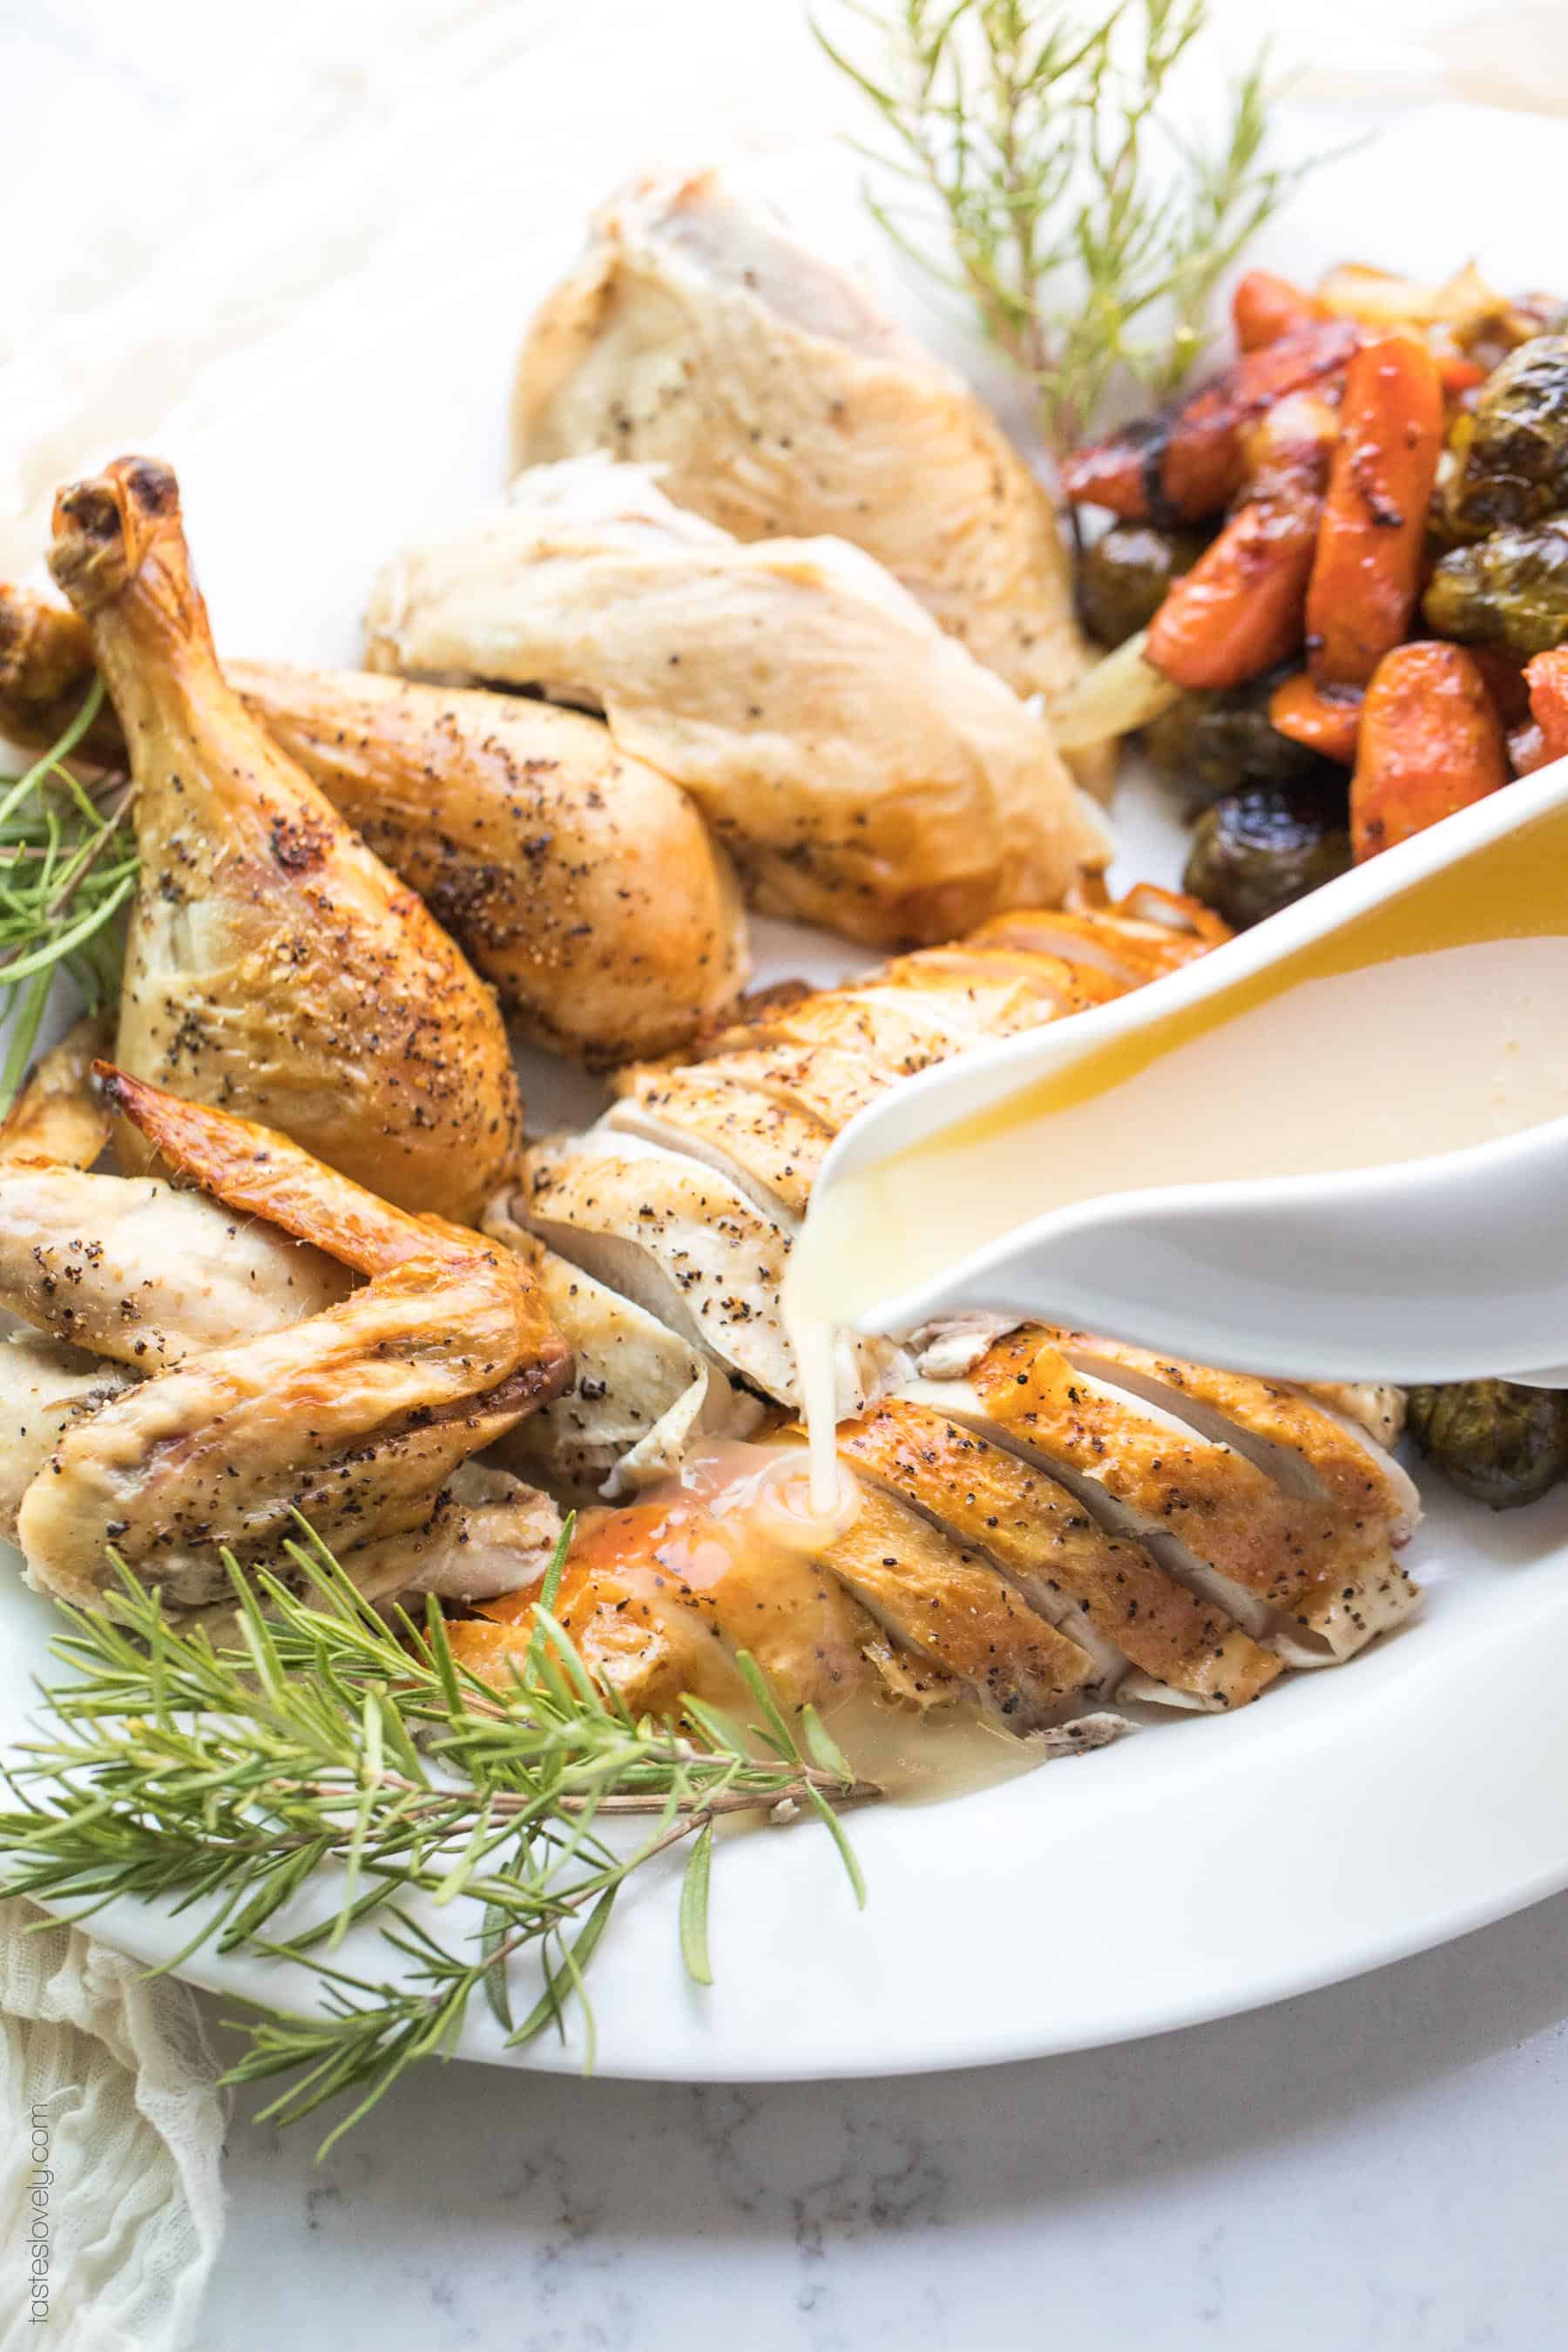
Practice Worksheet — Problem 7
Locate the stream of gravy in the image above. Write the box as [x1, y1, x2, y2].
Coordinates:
[683, 801, 1568, 1796]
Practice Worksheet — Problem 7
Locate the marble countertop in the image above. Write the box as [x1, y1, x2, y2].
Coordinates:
[201, 1896, 1568, 2349]
[9, 4, 1568, 2346]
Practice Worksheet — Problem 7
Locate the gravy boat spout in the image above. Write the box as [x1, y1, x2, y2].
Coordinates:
[804, 756, 1568, 1387]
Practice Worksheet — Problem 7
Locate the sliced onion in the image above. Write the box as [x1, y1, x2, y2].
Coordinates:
[1050, 630, 1181, 751]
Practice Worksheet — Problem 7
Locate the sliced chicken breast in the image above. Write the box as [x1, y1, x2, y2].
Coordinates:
[606, 1070, 828, 1220]
[810, 1470, 1105, 1729]
[834, 1397, 1281, 1710]
[916, 1328, 1417, 1666]
[479, 1211, 762, 1496]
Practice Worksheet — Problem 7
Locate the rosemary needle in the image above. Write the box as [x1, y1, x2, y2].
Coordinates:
[0, 679, 136, 1112]
[814, 0, 1316, 454]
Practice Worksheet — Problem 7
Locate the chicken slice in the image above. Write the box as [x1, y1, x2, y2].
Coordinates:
[48, 458, 521, 1223]
[451, 1470, 889, 1720]
[365, 455, 1110, 947]
[510, 170, 1094, 717]
[606, 1069, 828, 1220]
[17, 1074, 571, 1610]
[515, 1129, 888, 1414]
[479, 1204, 761, 1495]
[970, 885, 1230, 987]
[916, 1328, 1418, 1666]
[1051, 1335, 1420, 1540]
[806, 1467, 1105, 1729]
[686, 1040, 894, 1135]
[1301, 1382, 1408, 1450]
[0, 1014, 115, 1168]
[834, 1397, 1280, 1710]
[0, 590, 748, 1066]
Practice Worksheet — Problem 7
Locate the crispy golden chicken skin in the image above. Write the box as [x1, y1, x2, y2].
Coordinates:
[0, 589, 747, 1066]
[44, 459, 522, 1222]
[14, 1071, 571, 1611]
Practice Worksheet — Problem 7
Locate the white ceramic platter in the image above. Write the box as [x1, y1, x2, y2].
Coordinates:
[3, 108, 1568, 2080]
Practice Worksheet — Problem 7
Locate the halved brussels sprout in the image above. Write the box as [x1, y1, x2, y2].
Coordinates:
[1407, 1380, 1568, 1511]
[1182, 781, 1351, 929]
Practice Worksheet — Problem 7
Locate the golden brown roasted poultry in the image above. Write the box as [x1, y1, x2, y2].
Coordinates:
[44, 459, 522, 1220]
[512, 170, 1098, 731]
[457, 884, 1419, 1727]
[0, 587, 747, 1064]
[2, 1065, 571, 1612]
[364, 454, 1110, 946]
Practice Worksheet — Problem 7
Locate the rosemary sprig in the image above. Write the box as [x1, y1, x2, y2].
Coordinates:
[0, 679, 136, 1112]
[0, 1521, 874, 2155]
[814, 0, 1314, 452]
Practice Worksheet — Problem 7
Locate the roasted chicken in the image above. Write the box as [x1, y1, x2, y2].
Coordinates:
[511, 170, 1098, 727]
[4, 1069, 570, 1612]
[364, 454, 1110, 945]
[0, 589, 747, 1064]
[461, 883, 1419, 1723]
[46, 459, 522, 1221]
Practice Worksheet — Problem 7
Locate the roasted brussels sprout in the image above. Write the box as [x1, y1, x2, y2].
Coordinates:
[1143, 672, 1328, 800]
[1078, 523, 1209, 648]
[1406, 1380, 1568, 1511]
[1446, 335, 1568, 535]
[1182, 781, 1351, 928]
[1423, 520, 1568, 660]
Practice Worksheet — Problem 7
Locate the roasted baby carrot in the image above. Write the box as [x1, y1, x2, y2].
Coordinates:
[1306, 335, 1443, 688]
[1060, 321, 1359, 524]
[1268, 672, 1362, 762]
[1232, 271, 1323, 352]
[1350, 643, 1509, 860]
[1146, 394, 1336, 691]
[1524, 646, 1568, 760]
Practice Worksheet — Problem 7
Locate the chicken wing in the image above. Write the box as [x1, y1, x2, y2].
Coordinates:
[511, 170, 1095, 720]
[0, 589, 747, 1065]
[15, 1072, 571, 1610]
[364, 455, 1110, 946]
[46, 460, 521, 1222]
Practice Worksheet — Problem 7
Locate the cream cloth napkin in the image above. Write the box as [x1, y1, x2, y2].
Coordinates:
[1, 0, 1565, 2342]
[0, 1901, 224, 2351]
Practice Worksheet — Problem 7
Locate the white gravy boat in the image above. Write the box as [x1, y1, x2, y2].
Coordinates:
[799, 755, 1568, 1388]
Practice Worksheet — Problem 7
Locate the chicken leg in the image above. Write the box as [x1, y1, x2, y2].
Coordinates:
[45, 459, 522, 1222]
[0, 587, 747, 1064]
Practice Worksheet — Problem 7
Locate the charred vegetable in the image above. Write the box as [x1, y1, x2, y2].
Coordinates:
[1143, 672, 1328, 798]
[1423, 520, 1568, 661]
[1182, 780, 1351, 927]
[1078, 524, 1208, 649]
[1407, 1380, 1568, 1511]
[1445, 335, 1568, 535]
